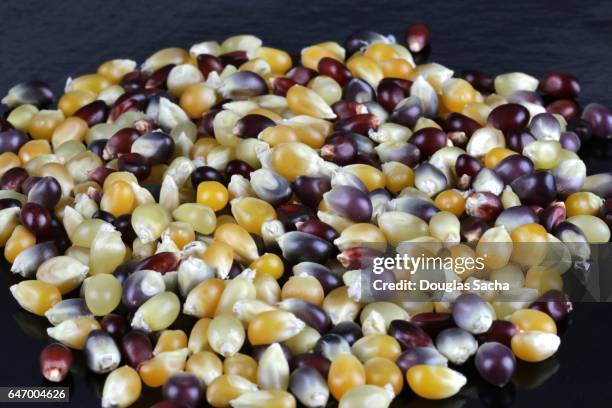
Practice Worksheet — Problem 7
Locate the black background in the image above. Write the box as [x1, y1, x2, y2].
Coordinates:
[1, 0, 612, 406]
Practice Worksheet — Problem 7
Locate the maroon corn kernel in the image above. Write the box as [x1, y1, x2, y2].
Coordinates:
[331, 100, 368, 120]
[27, 176, 62, 210]
[461, 216, 490, 243]
[506, 130, 536, 152]
[40, 343, 72, 382]
[293, 175, 332, 209]
[296, 219, 339, 242]
[455, 153, 483, 188]
[219, 50, 249, 67]
[101, 314, 129, 343]
[317, 57, 353, 86]
[20, 202, 52, 236]
[73, 100, 109, 127]
[109, 91, 148, 122]
[405, 23, 431, 53]
[321, 135, 358, 165]
[487, 103, 530, 136]
[197, 109, 222, 137]
[88, 167, 116, 186]
[337, 247, 383, 269]
[163, 373, 203, 406]
[276, 203, 316, 230]
[465, 191, 503, 222]
[539, 201, 567, 232]
[197, 54, 224, 79]
[145, 64, 175, 89]
[410, 127, 449, 157]
[462, 70, 495, 94]
[476, 320, 518, 348]
[120, 71, 148, 92]
[225, 159, 254, 179]
[118, 153, 151, 181]
[388, 319, 434, 349]
[233, 114, 276, 139]
[540, 72, 581, 99]
[334, 113, 378, 136]
[290, 353, 331, 378]
[530, 290, 573, 322]
[271, 77, 297, 96]
[0, 167, 28, 192]
[103, 128, 141, 159]
[0, 129, 29, 154]
[287, 66, 318, 86]
[134, 251, 181, 274]
[547, 99, 580, 121]
[411, 313, 456, 338]
[121, 330, 153, 368]
[21, 176, 42, 196]
[377, 79, 411, 112]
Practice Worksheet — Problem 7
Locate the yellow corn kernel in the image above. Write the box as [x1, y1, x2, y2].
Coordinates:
[281, 276, 324, 306]
[191, 137, 219, 160]
[197, 181, 229, 212]
[4, 225, 36, 263]
[327, 354, 366, 400]
[213, 223, 259, 264]
[7, 104, 38, 131]
[510, 223, 548, 267]
[343, 164, 385, 191]
[172, 203, 217, 235]
[250, 253, 284, 280]
[166, 222, 196, 249]
[97, 59, 137, 84]
[138, 349, 188, 387]
[406, 365, 466, 400]
[66, 74, 112, 94]
[10, 280, 62, 316]
[254, 274, 281, 304]
[28, 110, 65, 140]
[180, 83, 217, 119]
[364, 357, 404, 396]
[510, 309, 557, 334]
[183, 279, 226, 319]
[58, 90, 97, 116]
[188, 318, 212, 354]
[461, 102, 492, 126]
[351, 334, 402, 362]
[379, 58, 413, 79]
[511, 331, 560, 362]
[187, 350, 223, 386]
[101, 365, 141, 408]
[441, 78, 478, 112]
[364, 43, 400, 62]
[259, 125, 300, 146]
[154, 330, 188, 355]
[525, 265, 563, 294]
[51, 117, 89, 149]
[206, 374, 258, 408]
[382, 161, 414, 193]
[434, 189, 466, 216]
[224, 353, 259, 383]
[286, 85, 336, 119]
[143, 48, 190, 72]
[346, 55, 384, 87]
[256, 47, 292, 74]
[231, 197, 277, 234]
[565, 192, 603, 217]
[100, 180, 136, 217]
[248, 310, 306, 346]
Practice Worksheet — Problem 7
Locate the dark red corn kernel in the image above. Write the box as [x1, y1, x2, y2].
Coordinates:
[461, 217, 490, 243]
[334, 113, 378, 135]
[477, 321, 518, 348]
[530, 290, 573, 322]
[342, 78, 376, 103]
[135, 252, 181, 274]
[511, 170, 557, 207]
[225, 159, 254, 179]
[197, 54, 224, 79]
[0, 198, 22, 210]
[88, 167, 115, 186]
[0, 167, 28, 192]
[411, 313, 456, 338]
[388, 319, 434, 349]
[134, 118, 155, 134]
[121, 330, 153, 368]
[271, 77, 296, 97]
[475, 342, 516, 387]
[461, 70, 495, 94]
[296, 219, 339, 242]
[321, 135, 358, 165]
[40, 343, 72, 382]
[197, 110, 222, 137]
[131, 131, 175, 165]
[119, 71, 148, 92]
[405, 23, 431, 53]
[92, 210, 116, 224]
[100, 314, 129, 343]
[455, 153, 483, 188]
[145, 64, 175, 90]
[317, 57, 353, 86]
[465, 192, 503, 222]
[233, 114, 276, 139]
[506, 130, 536, 152]
[445, 113, 481, 139]
[104, 128, 141, 160]
[286, 66, 318, 86]
[109, 91, 148, 122]
[118, 153, 151, 181]
[390, 98, 423, 129]
[327, 131, 376, 157]
[547, 99, 580, 121]
[507, 90, 544, 106]
[293, 176, 332, 209]
[540, 72, 581, 99]
[191, 165, 226, 186]
[290, 353, 331, 377]
[27, 176, 61, 209]
[337, 247, 383, 269]
[331, 100, 368, 120]
[494, 155, 534, 185]
[539, 202, 567, 232]
[487, 103, 530, 136]
[410, 127, 449, 157]
[20, 202, 51, 236]
[163, 373, 203, 407]
[277, 203, 316, 229]
[0, 129, 29, 154]
[73, 100, 109, 127]
[219, 50, 249, 67]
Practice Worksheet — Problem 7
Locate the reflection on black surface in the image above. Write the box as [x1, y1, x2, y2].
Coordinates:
[512, 358, 560, 390]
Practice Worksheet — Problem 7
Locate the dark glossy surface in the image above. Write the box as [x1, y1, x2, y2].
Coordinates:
[1, 0, 612, 406]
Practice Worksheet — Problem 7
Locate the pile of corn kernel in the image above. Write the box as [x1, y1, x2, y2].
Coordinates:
[1, 24, 610, 407]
